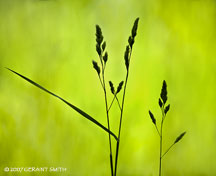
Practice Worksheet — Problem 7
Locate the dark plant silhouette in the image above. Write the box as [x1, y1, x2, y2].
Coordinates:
[114, 18, 139, 176]
[6, 17, 139, 176]
[6, 67, 117, 140]
[148, 80, 186, 176]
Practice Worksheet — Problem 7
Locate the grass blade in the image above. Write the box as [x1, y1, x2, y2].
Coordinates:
[6, 67, 118, 141]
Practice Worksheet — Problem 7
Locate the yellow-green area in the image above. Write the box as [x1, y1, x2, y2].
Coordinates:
[0, 0, 216, 175]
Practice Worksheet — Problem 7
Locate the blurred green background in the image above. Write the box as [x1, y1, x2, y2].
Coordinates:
[0, 0, 216, 175]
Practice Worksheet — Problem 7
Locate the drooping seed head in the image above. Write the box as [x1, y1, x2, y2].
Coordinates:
[109, 81, 115, 94]
[131, 17, 139, 38]
[160, 80, 168, 104]
[148, 110, 156, 125]
[116, 81, 124, 94]
[92, 60, 100, 75]
[174, 132, 186, 144]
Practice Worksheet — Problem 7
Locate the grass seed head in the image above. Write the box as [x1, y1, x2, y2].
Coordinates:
[164, 104, 170, 114]
[96, 43, 102, 56]
[116, 81, 124, 94]
[124, 45, 130, 70]
[160, 80, 168, 104]
[148, 110, 156, 125]
[96, 25, 103, 45]
[92, 60, 101, 75]
[175, 132, 186, 144]
[102, 41, 106, 51]
[109, 81, 115, 94]
[128, 36, 134, 48]
[103, 52, 108, 63]
[159, 98, 163, 108]
[131, 18, 139, 38]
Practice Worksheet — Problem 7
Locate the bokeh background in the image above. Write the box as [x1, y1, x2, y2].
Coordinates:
[0, 0, 216, 175]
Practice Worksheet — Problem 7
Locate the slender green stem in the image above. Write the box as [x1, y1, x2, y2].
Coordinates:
[108, 95, 116, 111]
[114, 49, 132, 176]
[115, 72, 129, 175]
[115, 96, 122, 111]
[103, 78, 114, 176]
[159, 120, 163, 176]
[159, 105, 166, 176]
[98, 75, 104, 90]
[100, 55, 114, 176]
[155, 124, 161, 137]
[108, 94, 122, 112]
[161, 143, 175, 158]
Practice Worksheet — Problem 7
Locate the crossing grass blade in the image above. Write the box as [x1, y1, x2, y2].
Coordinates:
[6, 67, 118, 141]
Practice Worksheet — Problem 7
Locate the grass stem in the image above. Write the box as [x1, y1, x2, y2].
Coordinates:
[159, 121, 163, 176]
[161, 143, 175, 158]
[108, 94, 122, 112]
[100, 55, 114, 176]
[114, 50, 132, 176]
[159, 105, 165, 176]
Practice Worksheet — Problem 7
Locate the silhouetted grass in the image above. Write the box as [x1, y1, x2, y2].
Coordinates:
[6, 18, 139, 176]
[114, 18, 139, 176]
[5, 67, 117, 140]
[149, 80, 186, 176]
[92, 18, 139, 176]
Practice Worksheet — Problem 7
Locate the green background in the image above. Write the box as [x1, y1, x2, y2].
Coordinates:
[0, 0, 216, 175]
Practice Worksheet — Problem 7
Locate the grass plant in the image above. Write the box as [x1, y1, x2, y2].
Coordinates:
[6, 18, 139, 176]
[149, 80, 186, 176]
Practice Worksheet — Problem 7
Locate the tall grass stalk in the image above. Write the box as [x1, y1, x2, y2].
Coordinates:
[93, 18, 139, 176]
[114, 18, 139, 176]
[93, 24, 114, 175]
[149, 80, 186, 176]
